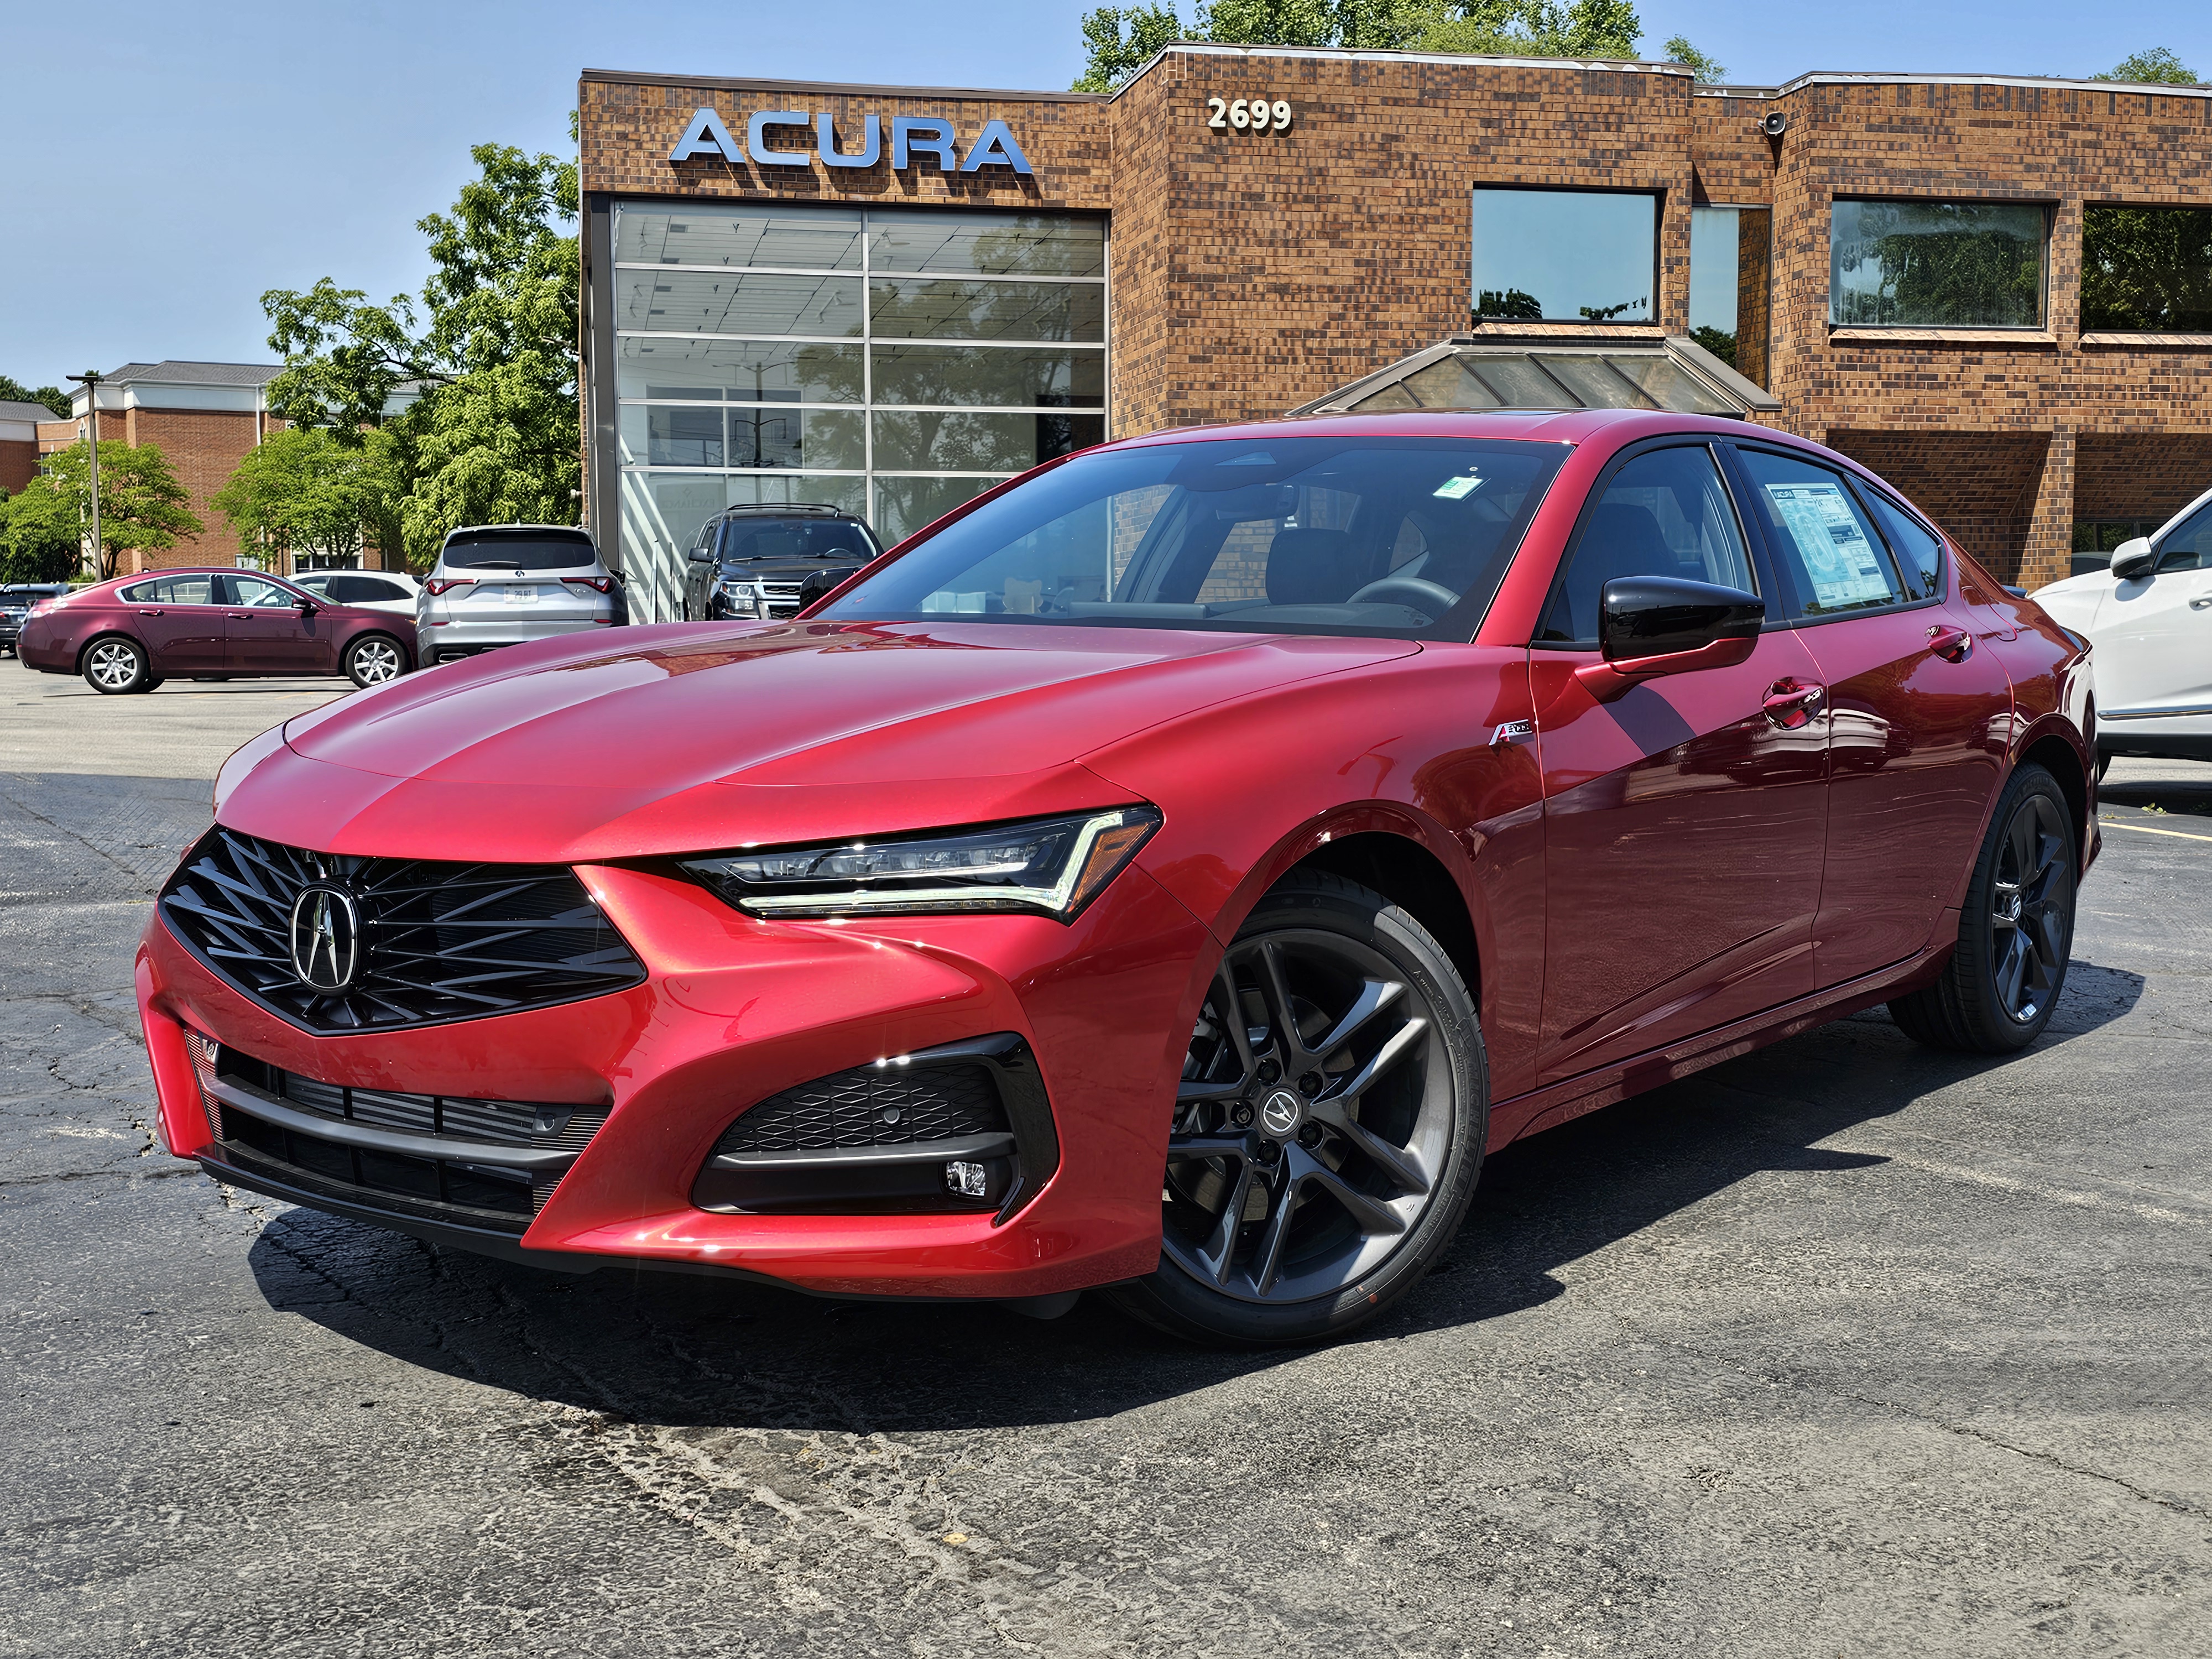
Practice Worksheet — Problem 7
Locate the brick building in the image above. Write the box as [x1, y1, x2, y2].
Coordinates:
[1, 399, 58, 494]
[577, 47, 2212, 619]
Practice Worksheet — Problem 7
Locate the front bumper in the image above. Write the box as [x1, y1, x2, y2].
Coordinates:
[138, 858, 1211, 1298]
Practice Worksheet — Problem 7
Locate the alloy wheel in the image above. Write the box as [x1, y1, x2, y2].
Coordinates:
[86, 640, 142, 691]
[1989, 791, 2070, 1025]
[1164, 928, 1454, 1304]
[350, 639, 403, 685]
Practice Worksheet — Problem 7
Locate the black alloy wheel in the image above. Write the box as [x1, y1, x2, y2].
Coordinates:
[1113, 873, 1485, 1345]
[82, 637, 150, 695]
[1890, 763, 2077, 1053]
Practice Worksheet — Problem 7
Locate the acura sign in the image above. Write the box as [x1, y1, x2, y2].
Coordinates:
[669, 107, 1033, 175]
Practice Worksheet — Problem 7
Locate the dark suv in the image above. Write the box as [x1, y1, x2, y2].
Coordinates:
[681, 505, 883, 623]
[1, 585, 72, 657]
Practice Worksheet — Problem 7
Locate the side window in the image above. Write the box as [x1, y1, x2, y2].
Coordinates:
[365, 578, 411, 601]
[1537, 445, 1755, 645]
[127, 575, 217, 606]
[1859, 488, 1946, 600]
[1735, 448, 1908, 618]
[2155, 500, 2210, 572]
[226, 575, 296, 608]
[321, 577, 362, 603]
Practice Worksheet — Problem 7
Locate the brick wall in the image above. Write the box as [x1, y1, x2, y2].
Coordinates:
[2074, 432, 2212, 524]
[0, 440, 35, 494]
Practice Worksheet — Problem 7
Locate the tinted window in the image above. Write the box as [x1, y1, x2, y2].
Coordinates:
[1860, 489, 1945, 599]
[1736, 449, 1908, 617]
[719, 518, 876, 563]
[442, 536, 597, 571]
[2156, 500, 2210, 572]
[324, 575, 408, 602]
[1830, 200, 2047, 327]
[2081, 205, 2212, 332]
[227, 576, 300, 608]
[1537, 446, 1755, 645]
[123, 575, 218, 605]
[1470, 189, 1657, 323]
[821, 436, 1567, 638]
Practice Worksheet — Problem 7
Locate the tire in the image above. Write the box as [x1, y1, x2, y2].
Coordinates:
[81, 637, 149, 695]
[1888, 763, 2077, 1053]
[1109, 871, 1487, 1347]
[343, 633, 407, 689]
[190, 675, 231, 682]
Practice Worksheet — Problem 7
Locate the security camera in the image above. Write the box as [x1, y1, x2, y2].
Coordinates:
[1761, 111, 1789, 138]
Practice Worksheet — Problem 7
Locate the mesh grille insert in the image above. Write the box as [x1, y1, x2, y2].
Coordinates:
[159, 827, 646, 1033]
[714, 1061, 1008, 1155]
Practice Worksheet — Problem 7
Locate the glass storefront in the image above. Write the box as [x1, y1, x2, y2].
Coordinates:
[611, 202, 1107, 619]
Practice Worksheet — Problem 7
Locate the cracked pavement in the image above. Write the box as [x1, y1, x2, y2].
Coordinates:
[2, 669, 2209, 1656]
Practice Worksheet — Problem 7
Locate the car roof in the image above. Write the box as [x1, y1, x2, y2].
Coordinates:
[441, 523, 596, 542]
[1100, 405, 1775, 452]
[711, 503, 866, 520]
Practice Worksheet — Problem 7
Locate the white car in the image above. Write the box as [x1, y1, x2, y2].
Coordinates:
[290, 569, 422, 619]
[2033, 486, 2212, 774]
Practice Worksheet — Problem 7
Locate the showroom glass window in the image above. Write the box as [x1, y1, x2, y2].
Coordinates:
[1829, 199, 2049, 327]
[2080, 205, 2212, 332]
[1470, 189, 1658, 324]
[612, 203, 1106, 620]
[1688, 206, 1773, 387]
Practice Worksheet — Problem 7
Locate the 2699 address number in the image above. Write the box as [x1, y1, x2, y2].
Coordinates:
[1206, 96, 1294, 133]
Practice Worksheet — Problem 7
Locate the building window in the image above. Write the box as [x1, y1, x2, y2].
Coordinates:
[1688, 206, 1773, 387]
[1470, 189, 1658, 324]
[2081, 205, 2212, 332]
[611, 202, 1105, 620]
[1829, 199, 2048, 328]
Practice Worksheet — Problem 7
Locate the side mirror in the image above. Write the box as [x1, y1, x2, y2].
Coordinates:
[1575, 576, 1765, 703]
[294, 598, 318, 614]
[2110, 537, 2154, 580]
[686, 545, 714, 563]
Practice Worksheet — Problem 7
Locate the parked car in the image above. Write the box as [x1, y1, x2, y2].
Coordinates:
[2031, 484, 2211, 773]
[18, 568, 415, 693]
[1, 583, 72, 657]
[139, 409, 2093, 1345]
[291, 568, 422, 620]
[418, 525, 621, 666]
[681, 503, 883, 622]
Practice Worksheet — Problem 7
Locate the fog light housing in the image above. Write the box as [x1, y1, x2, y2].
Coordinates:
[945, 1160, 989, 1198]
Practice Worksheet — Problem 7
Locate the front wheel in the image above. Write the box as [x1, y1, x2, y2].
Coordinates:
[1889, 763, 2076, 1052]
[1110, 872, 1486, 1347]
[343, 633, 406, 688]
[82, 637, 150, 695]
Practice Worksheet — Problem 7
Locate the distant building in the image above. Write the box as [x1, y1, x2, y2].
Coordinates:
[31, 361, 395, 577]
[0, 399, 56, 494]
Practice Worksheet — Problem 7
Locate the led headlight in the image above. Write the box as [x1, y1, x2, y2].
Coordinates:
[679, 806, 1161, 921]
[719, 578, 765, 617]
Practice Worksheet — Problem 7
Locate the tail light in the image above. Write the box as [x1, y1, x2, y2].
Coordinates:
[562, 577, 614, 594]
[424, 577, 473, 597]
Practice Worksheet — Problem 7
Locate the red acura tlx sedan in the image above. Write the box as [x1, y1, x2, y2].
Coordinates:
[137, 410, 2095, 1344]
[18, 567, 415, 693]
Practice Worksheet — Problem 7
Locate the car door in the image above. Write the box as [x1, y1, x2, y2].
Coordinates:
[1724, 445, 2013, 985]
[2096, 498, 2212, 724]
[1531, 441, 1830, 1083]
[124, 573, 226, 672]
[222, 574, 332, 673]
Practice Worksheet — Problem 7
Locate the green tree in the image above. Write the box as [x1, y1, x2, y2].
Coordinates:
[258, 137, 581, 566]
[211, 426, 400, 567]
[14, 441, 202, 580]
[1663, 34, 1726, 82]
[0, 374, 70, 418]
[2091, 49, 2198, 85]
[0, 485, 86, 583]
[1073, 6, 1188, 92]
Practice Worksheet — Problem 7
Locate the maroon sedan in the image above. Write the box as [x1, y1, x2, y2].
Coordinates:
[18, 568, 416, 694]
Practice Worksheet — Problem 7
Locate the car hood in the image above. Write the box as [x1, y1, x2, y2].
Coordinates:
[222, 620, 1417, 863]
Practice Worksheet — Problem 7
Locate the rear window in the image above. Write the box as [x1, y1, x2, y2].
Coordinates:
[442, 534, 597, 571]
[719, 518, 877, 563]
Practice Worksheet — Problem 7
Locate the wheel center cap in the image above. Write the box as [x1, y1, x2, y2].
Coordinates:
[1259, 1088, 1304, 1140]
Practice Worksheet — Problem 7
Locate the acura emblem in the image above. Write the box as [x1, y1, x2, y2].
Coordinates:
[289, 884, 361, 993]
[1259, 1088, 1303, 1139]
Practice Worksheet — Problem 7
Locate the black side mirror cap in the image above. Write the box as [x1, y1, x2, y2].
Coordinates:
[1598, 575, 1765, 661]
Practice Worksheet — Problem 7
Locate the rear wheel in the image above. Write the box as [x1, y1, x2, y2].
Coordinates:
[343, 633, 406, 688]
[1889, 764, 2076, 1053]
[1110, 872, 1485, 1346]
[82, 637, 149, 695]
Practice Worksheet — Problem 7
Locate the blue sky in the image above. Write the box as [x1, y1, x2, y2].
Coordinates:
[3, 0, 2206, 393]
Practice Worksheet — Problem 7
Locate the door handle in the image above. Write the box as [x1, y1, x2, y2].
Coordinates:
[1762, 679, 1824, 729]
[137, 608, 164, 617]
[1927, 624, 1974, 662]
[2190, 596, 2212, 611]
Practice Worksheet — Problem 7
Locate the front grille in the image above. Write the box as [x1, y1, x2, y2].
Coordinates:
[187, 1034, 608, 1232]
[713, 1060, 1008, 1156]
[761, 581, 806, 617]
[159, 828, 646, 1033]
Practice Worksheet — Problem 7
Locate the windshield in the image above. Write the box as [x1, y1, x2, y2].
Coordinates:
[819, 436, 1567, 637]
[443, 535, 598, 571]
[719, 518, 877, 565]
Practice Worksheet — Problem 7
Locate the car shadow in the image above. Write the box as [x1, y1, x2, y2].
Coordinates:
[246, 967, 2145, 1434]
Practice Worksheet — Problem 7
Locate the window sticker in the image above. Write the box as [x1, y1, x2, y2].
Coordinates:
[1764, 481, 1892, 608]
[1432, 472, 1484, 501]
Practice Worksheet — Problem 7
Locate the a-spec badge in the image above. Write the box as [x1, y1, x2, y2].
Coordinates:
[289, 884, 362, 994]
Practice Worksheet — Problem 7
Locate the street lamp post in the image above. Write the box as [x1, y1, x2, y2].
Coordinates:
[64, 371, 103, 577]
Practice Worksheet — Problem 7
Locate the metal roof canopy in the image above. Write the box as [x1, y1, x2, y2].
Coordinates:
[1290, 332, 1782, 420]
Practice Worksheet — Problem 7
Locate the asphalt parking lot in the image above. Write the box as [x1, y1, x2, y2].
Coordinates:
[3, 660, 2209, 1658]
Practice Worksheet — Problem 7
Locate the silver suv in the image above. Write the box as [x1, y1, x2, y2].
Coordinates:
[419, 525, 623, 666]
